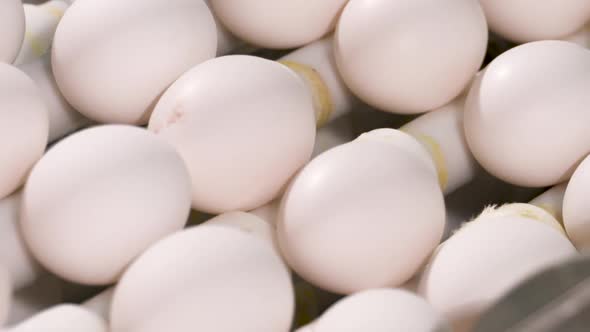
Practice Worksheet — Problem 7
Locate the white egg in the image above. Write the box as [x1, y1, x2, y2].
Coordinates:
[110, 226, 293, 332]
[464, 41, 590, 187]
[278, 129, 444, 294]
[419, 210, 576, 331]
[0, 0, 25, 64]
[209, 0, 348, 49]
[315, 289, 450, 332]
[335, 0, 487, 113]
[480, 0, 590, 43]
[563, 155, 590, 250]
[52, 0, 217, 124]
[0, 63, 49, 200]
[148, 55, 316, 214]
[21, 125, 192, 285]
[7, 304, 107, 332]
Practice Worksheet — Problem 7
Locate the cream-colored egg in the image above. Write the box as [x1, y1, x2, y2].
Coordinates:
[419, 213, 576, 331]
[110, 226, 293, 332]
[278, 129, 445, 294]
[334, 0, 487, 113]
[52, 0, 217, 124]
[315, 289, 449, 332]
[563, 155, 590, 250]
[19, 54, 91, 142]
[148, 55, 315, 214]
[21, 125, 192, 285]
[0, 63, 49, 200]
[0, 191, 41, 291]
[0, 0, 25, 64]
[0, 267, 10, 326]
[464, 41, 590, 187]
[480, 0, 590, 43]
[7, 304, 107, 332]
[209, 0, 347, 49]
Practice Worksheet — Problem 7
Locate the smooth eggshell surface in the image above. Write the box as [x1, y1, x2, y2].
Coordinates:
[564, 155, 590, 250]
[52, 0, 217, 124]
[0, 267, 10, 326]
[149, 55, 316, 214]
[335, 0, 487, 113]
[8, 304, 107, 332]
[278, 129, 445, 294]
[418, 215, 576, 331]
[21, 125, 192, 285]
[210, 0, 348, 49]
[464, 41, 590, 187]
[480, 0, 590, 43]
[315, 289, 450, 332]
[0, 63, 49, 200]
[110, 226, 293, 332]
[0, 0, 25, 64]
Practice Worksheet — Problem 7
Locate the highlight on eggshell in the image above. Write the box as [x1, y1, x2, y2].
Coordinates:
[0, 63, 49, 201]
[110, 226, 293, 332]
[277, 128, 445, 294]
[334, 0, 488, 114]
[51, 0, 217, 124]
[464, 40, 590, 188]
[148, 55, 316, 214]
[21, 125, 192, 285]
[418, 207, 577, 331]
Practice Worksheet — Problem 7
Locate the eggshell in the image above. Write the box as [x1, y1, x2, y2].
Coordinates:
[148, 55, 315, 214]
[334, 0, 487, 113]
[210, 0, 347, 49]
[51, 0, 217, 124]
[277, 129, 445, 294]
[419, 214, 576, 331]
[563, 155, 590, 250]
[0, 267, 10, 326]
[0, 0, 25, 64]
[480, 0, 590, 43]
[19, 54, 91, 142]
[82, 288, 114, 322]
[15, 0, 68, 65]
[0, 63, 49, 200]
[110, 226, 293, 332]
[464, 41, 590, 187]
[0, 191, 41, 290]
[8, 304, 107, 332]
[315, 289, 450, 332]
[21, 125, 192, 285]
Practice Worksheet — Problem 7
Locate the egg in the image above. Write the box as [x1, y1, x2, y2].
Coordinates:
[0, 266, 10, 326]
[0, 0, 25, 64]
[479, 0, 590, 43]
[209, 0, 348, 49]
[110, 226, 293, 332]
[21, 125, 192, 285]
[0, 191, 42, 291]
[563, 155, 590, 250]
[148, 55, 315, 214]
[19, 54, 91, 142]
[202, 0, 241, 55]
[0, 63, 49, 200]
[82, 288, 114, 322]
[464, 41, 590, 187]
[334, 0, 487, 113]
[7, 304, 107, 332]
[277, 128, 445, 294]
[563, 23, 590, 49]
[314, 289, 450, 332]
[418, 210, 576, 331]
[51, 0, 217, 124]
[15, 0, 69, 66]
